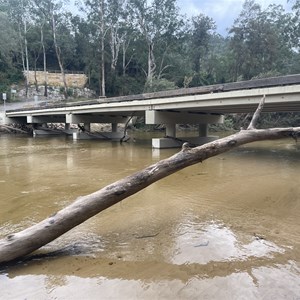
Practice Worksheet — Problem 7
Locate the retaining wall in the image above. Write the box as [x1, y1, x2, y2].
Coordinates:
[26, 71, 88, 88]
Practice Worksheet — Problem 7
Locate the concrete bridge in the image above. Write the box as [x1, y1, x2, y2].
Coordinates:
[2, 74, 300, 148]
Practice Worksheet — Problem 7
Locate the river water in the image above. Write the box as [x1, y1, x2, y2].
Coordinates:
[0, 132, 299, 299]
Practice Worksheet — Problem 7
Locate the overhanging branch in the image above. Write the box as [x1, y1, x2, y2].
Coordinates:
[247, 95, 265, 130]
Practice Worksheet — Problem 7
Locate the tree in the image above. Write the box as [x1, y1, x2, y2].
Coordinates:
[190, 14, 216, 75]
[229, 0, 293, 80]
[32, 0, 71, 99]
[288, 0, 300, 50]
[0, 12, 18, 65]
[1, 0, 32, 96]
[0, 11, 21, 93]
[40, 22, 49, 96]
[84, 0, 108, 97]
[106, 0, 133, 95]
[128, 0, 182, 87]
[0, 98, 300, 264]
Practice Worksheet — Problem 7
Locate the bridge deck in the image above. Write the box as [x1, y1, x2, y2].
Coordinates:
[5, 74, 300, 119]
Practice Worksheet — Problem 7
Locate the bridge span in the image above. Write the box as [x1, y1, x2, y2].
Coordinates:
[1, 74, 300, 148]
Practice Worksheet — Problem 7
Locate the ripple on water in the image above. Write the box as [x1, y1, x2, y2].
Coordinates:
[171, 220, 285, 265]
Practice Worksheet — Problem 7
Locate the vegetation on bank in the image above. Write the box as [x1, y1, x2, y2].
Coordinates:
[1, 0, 300, 97]
[1, 0, 300, 128]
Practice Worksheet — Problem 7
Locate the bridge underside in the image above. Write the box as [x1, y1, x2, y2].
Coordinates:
[0, 109, 223, 148]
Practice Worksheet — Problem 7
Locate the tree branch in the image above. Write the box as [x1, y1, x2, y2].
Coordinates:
[247, 95, 265, 130]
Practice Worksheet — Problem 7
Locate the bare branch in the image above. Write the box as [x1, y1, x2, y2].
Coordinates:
[247, 95, 266, 130]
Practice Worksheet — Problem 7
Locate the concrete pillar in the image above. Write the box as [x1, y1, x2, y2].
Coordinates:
[84, 123, 91, 132]
[166, 124, 176, 137]
[65, 123, 70, 130]
[0, 112, 6, 125]
[112, 123, 118, 132]
[199, 124, 208, 137]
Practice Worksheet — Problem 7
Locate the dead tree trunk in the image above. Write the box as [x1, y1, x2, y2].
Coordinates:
[0, 100, 299, 265]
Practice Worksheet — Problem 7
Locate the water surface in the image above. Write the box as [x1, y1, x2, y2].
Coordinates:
[0, 133, 299, 299]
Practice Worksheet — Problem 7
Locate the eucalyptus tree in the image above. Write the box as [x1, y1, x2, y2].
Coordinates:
[0, 11, 20, 93]
[106, 0, 127, 73]
[26, 25, 44, 92]
[200, 33, 231, 84]
[229, 0, 260, 80]
[190, 14, 216, 75]
[106, 0, 137, 94]
[261, 4, 295, 74]
[229, 0, 293, 80]
[127, 0, 182, 88]
[83, 0, 138, 96]
[83, 0, 109, 96]
[0, 11, 18, 66]
[184, 13, 217, 86]
[29, 3, 54, 97]
[32, 0, 72, 99]
[288, 0, 300, 50]
[0, 0, 33, 96]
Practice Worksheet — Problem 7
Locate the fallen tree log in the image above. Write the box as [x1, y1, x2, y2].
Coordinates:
[0, 100, 299, 265]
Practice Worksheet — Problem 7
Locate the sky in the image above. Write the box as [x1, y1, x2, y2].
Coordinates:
[177, 0, 293, 35]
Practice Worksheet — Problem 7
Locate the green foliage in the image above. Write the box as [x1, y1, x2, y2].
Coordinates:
[258, 112, 300, 128]
[108, 75, 145, 96]
[209, 115, 235, 132]
[0, 0, 298, 98]
[228, 0, 295, 80]
[189, 14, 216, 73]
[144, 77, 178, 93]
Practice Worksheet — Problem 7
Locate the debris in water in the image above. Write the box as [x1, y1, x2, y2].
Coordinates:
[194, 240, 209, 247]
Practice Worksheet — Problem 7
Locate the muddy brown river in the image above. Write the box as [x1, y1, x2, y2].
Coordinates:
[0, 132, 299, 299]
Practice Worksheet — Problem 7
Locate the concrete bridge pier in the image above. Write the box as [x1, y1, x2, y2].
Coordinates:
[83, 123, 91, 132]
[67, 114, 130, 141]
[166, 124, 176, 137]
[145, 110, 224, 149]
[199, 124, 208, 137]
[112, 123, 118, 133]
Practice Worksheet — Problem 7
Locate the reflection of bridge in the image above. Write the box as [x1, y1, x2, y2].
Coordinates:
[2, 74, 300, 148]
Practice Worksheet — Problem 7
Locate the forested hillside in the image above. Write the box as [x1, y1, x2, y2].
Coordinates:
[0, 0, 300, 99]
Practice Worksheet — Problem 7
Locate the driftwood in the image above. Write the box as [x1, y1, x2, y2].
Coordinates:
[0, 98, 299, 265]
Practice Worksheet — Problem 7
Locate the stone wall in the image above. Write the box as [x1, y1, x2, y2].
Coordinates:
[26, 71, 88, 88]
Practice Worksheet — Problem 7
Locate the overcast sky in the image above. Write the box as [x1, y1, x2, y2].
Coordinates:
[177, 0, 293, 35]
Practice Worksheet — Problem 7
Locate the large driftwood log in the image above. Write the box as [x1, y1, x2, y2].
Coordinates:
[0, 101, 299, 265]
